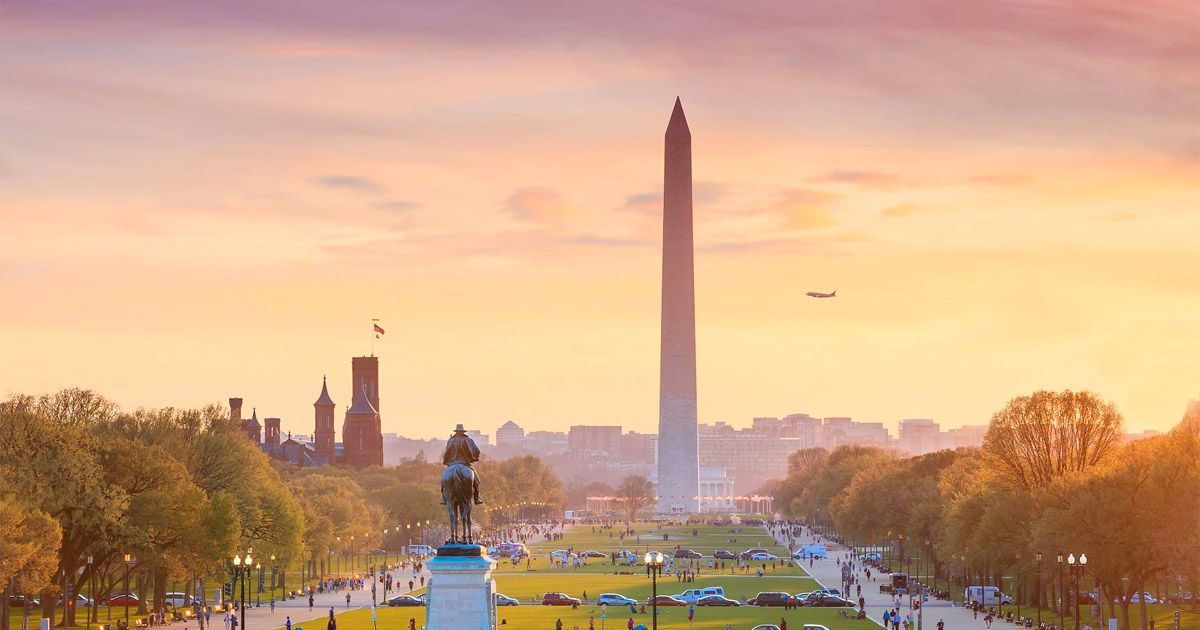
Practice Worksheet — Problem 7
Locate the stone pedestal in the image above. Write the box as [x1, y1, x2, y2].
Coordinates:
[425, 545, 496, 630]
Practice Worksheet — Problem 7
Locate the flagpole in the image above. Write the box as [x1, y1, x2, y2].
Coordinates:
[371, 318, 380, 357]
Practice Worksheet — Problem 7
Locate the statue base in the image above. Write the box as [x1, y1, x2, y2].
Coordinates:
[426, 545, 497, 630]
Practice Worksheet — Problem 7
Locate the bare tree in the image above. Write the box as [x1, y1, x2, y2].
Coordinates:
[616, 475, 655, 522]
[983, 390, 1124, 489]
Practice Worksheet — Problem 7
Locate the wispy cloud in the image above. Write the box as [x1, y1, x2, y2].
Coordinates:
[504, 187, 572, 224]
[966, 174, 1030, 187]
[764, 189, 838, 231]
[623, 192, 659, 208]
[812, 170, 911, 189]
[372, 200, 419, 212]
[560, 234, 648, 247]
[881, 203, 919, 219]
[313, 175, 387, 193]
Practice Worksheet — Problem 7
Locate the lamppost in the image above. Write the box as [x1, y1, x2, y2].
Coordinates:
[269, 555, 277, 606]
[932, 542, 939, 594]
[123, 553, 132, 628]
[1015, 551, 1022, 622]
[336, 537, 341, 575]
[1057, 553, 1064, 630]
[231, 552, 252, 630]
[255, 563, 262, 607]
[1068, 554, 1087, 630]
[86, 555, 93, 630]
[644, 551, 665, 630]
[382, 528, 389, 572]
[960, 555, 967, 605]
[1035, 553, 1043, 627]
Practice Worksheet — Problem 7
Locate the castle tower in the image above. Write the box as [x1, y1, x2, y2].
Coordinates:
[264, 417, 281, 447]
[351, 356, 380, 412]
[229, 397, 244, 424]
[314, 376, 336, 460]
[342, 383, 382, 469]
[244, 407, 262, 444]
[656, 98, 700, 514]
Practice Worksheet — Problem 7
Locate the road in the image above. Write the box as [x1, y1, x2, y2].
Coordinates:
[787, 529, 1003, 630]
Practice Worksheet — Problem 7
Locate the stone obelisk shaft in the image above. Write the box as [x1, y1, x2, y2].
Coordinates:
[657, 98, 699, 514]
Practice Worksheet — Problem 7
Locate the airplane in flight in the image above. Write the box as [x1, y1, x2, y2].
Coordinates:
[806, 290, 837, 298]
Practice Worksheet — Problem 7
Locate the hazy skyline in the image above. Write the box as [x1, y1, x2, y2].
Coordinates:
[2, 0, 1198, 437]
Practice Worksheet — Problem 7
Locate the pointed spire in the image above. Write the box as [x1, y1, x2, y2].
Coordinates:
[667, 96, 689, 135]
[315, 375, 335, 406]
[246, 407, 261, 428]
[347, 383, 377, 414]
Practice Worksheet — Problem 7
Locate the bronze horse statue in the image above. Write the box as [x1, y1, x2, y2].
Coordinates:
[441, 462, 475, 545]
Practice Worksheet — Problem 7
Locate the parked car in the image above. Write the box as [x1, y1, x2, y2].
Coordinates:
[673, 548, 703, 559]
[596, 593, 637, 606]
[748, 592, 791, 607]
[581, 550, 607, 558]
[713, 550, 737, 560]
[646, 595, 687, 606]
[541, 592, 581, 606]
[739, 548, 770, 559]
[810, 588, 842, 598]
[56, 594, 94, 608]
[162, 593, 191, 607]
[804, 594, 855, 607]
[549, 550, 576, 563]
[1118, 592, 1158, 604]
[750, 625, 782, 630]
[675, 587, 725, 603]
[386, 595, 424, 607]
[750, 552, 779, 562]
[8, 596, 39, 608]
[494, 593, 519, 606]
[103, 593, 140, 606]
[696, 595, 740, 606]
[1165, 592, 1198, 605]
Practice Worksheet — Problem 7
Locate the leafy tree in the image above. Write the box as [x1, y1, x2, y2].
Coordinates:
[983, 390, 1123, 490]
[615, 475, 655, 522]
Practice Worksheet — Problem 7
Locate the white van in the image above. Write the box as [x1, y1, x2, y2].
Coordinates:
[675, 587, 725, 603]
[408, 544, 436, 556]
[964, 586, 1012, 606]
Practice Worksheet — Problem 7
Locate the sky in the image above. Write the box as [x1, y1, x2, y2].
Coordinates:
[2, 0, 1198, 439]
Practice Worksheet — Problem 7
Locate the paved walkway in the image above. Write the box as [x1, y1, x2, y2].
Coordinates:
[787, 529, 1002, 630]
[195, 566, 431, 630]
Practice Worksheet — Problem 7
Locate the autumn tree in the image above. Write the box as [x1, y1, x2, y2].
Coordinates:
[983, 390, 1123, 490]
[615, 475, 655, 522]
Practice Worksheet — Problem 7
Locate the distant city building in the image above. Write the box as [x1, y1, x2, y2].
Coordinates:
[495, 421, 525, 446]
[898, 418, 940, 455]
[568, 425, 622, 454]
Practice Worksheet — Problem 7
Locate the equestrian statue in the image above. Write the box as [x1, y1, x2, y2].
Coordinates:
[440, 424, 483, 545]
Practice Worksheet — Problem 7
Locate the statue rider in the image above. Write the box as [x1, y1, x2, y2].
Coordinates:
[440, 424, 483, 505]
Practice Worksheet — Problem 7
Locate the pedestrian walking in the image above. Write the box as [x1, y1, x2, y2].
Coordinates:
[345, 593, 351, 608]
[556, 619, 563, 630]
[937, 619, 944, 630]
[309, 594, 314, 611]
[285, 617, 292, 630]
[688, 605, 695, 626]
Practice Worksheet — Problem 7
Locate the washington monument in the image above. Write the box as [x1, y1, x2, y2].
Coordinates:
[657, 97, 700, 513]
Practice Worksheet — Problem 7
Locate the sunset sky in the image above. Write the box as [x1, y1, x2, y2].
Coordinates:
[2, 0, 1198, 438]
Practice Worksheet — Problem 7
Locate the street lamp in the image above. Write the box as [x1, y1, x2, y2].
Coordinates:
[644, 552, 665, 630]
[269, 555, 277, 605]
[86, 554, 93, 630]
[1057, 553, 1064, 630]
[123, 554, 132, 628]
[1068, 554, 1087, 630]
[336, 536, 341, 575]
[232, 552, 252, 630]
[1015, 551, 1022, 622]
[255, 563, 262, 607]
[1035, 552, 1043, 627]
[960, 555, 967, 605]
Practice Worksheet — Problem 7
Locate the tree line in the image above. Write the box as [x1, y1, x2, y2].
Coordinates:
[0, 389, 565, 627]
[770, 390, 1199, 630]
